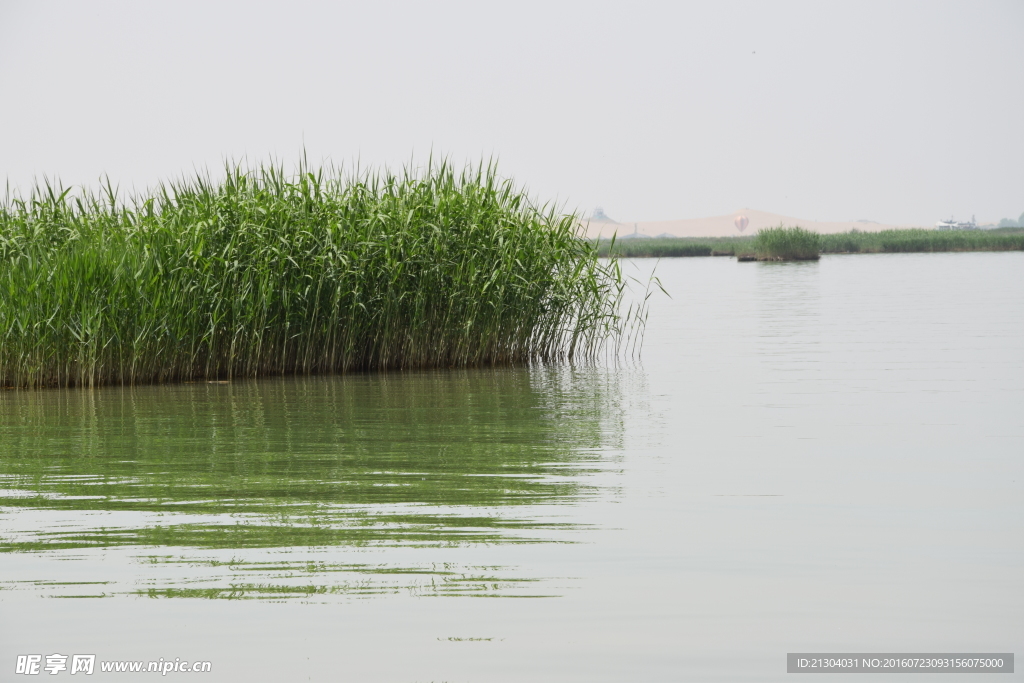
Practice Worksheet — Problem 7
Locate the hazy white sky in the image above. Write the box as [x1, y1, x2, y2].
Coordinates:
[1, 0, 1021, 225]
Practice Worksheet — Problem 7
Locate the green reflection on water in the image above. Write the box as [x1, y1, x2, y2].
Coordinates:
[0, 368, 622, 598]
[131, 559, 549, 600]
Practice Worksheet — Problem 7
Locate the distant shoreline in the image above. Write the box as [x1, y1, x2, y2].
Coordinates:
[581, 208, 1007, 240]
[592, 228, 1024, 258]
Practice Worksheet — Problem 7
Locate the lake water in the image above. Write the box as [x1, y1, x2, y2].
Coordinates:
[2, 252, 1021, 681]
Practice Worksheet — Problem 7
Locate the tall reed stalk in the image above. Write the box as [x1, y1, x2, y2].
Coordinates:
[754, 226, 821, 261]
[0, 161, 629, 388]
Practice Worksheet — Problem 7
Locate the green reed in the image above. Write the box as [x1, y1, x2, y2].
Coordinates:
[820, 228, 1024, 253]
[753, 226, 821, 260]
[595, 239, 717, 258]
[595, 228, 1024, 258]
[0, 161, 629, 388]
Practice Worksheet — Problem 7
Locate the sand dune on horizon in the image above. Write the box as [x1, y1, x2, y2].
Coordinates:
[582, 209, 914, 239]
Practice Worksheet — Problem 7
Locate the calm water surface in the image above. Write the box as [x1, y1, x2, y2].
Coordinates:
[2, 252, 1021, 681]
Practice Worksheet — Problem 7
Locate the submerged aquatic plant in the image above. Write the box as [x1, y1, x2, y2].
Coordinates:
[0, 160, 630, 388]
[753, 226, 821, 261]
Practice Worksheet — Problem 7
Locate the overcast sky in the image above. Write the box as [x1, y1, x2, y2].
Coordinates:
[1, 0, 1021, 225]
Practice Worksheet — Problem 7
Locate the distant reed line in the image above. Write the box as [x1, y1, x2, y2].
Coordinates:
[0, 161, 631, 388]
[594, 227, 1024, 258]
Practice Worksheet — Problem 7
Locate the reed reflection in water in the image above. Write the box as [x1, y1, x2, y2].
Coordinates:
[0, 368, 625, 599]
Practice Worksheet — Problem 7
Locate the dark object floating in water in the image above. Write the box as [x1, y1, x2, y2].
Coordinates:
[756, 254, 821, 262]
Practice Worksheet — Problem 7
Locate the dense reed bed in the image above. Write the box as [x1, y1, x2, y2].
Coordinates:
[820, 227, 1024, 253]
[595, 227, 1024, 258]
[594, 236, 750, 258]
[753, 226, 820, 260]
[0, 162, 629, 388]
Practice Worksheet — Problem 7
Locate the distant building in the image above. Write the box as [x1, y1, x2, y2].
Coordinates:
[618, 223, 651, 240]
[935, 215, 978, 230]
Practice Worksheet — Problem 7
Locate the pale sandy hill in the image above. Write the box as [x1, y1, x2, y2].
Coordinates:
[582, 209, 906, 239]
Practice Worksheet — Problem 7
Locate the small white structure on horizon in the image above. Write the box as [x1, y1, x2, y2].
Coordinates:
[618, 223, 651, 240]
[936, 215, 978, 230]
[590, 207, 618, 223]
